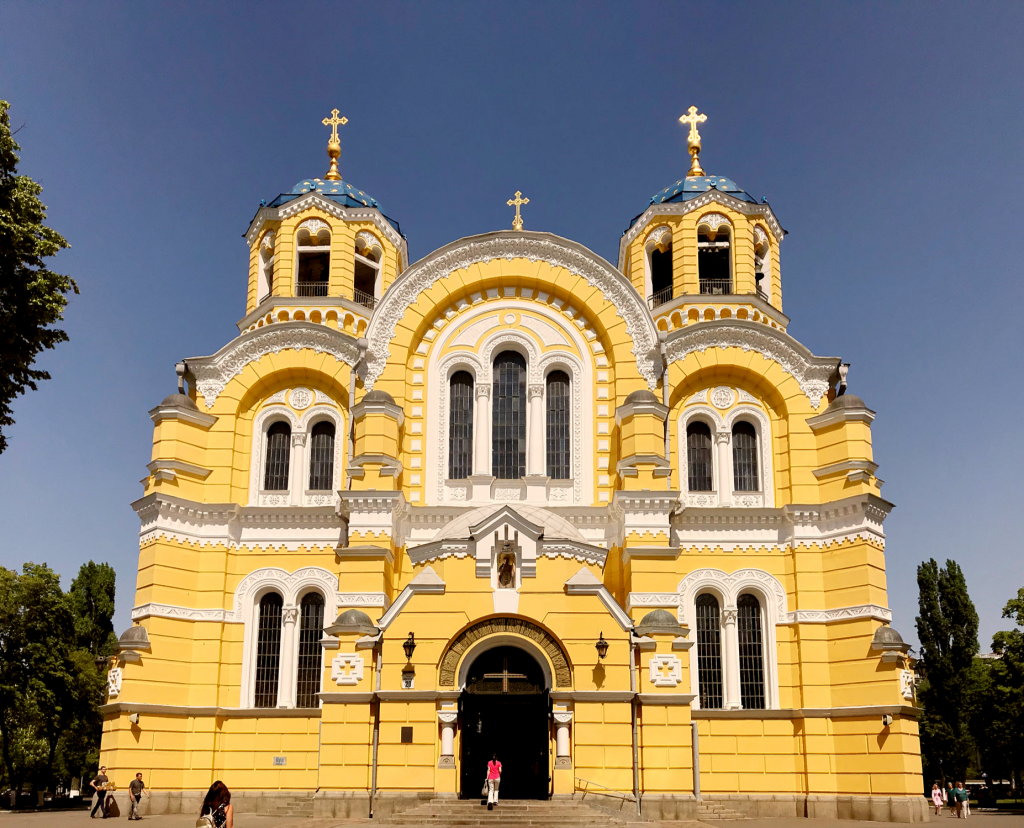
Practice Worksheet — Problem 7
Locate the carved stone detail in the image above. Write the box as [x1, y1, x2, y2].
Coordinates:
[439, 618, 571, 688]
[298, 218, 329, 234]
[677, 568, 789, 625]
[710, 386, 735, 409]
[282, 606, 299, 624]
[649, 654, 683, 687]
[289, 387, 313, 410]
[107, 667, 122, 697]
[528, 383, 544, 400]
[697, 213, 731, 231]
[437, 711, 459, 724]
[331, 653, 364, 686]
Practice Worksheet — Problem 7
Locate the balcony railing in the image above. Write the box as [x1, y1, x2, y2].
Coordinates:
[353, 288, 377, 310]
[648, 286, 673, 309]
[296, 281, 329, 297]
[699, 278, 732, 295]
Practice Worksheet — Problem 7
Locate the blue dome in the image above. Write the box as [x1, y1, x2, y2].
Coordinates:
[650, 174, 757, 206]
[264, 178, 403, 235]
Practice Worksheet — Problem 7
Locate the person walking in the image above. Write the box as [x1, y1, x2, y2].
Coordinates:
[947, 781, 955, 816]
[90, 767, 110, 819]
[128, 774, 149, 820]
[199, 782, 233, 828]
[485, 754, 502, 811]
[953, 782, 967, 818]
[931, 783, 944, 816]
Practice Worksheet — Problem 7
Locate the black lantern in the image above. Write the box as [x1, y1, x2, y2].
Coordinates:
[403, 632, 417, 661]
[595, 632, 609, 660]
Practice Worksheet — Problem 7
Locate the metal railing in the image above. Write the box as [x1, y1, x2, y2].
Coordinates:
[699, 278, 732, 295]
[573, 776, 636, 802]
[647, 286, 673, 309]
[353, 288, 377, 310]
[296, 281, 329, 297]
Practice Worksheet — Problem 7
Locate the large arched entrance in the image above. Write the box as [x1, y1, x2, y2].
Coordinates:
[459, 646, 549, 800]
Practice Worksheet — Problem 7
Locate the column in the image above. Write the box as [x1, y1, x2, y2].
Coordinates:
[527, 383, 545, 476]
[553, 711, 573, 768]
[438, 711, 458, 768]
[278, 605, 299, 708]
[290, 432, 307, 505]
[473, 384, 490, 475]
[721, 606, 741, 709]
[715, 429, 731, 507]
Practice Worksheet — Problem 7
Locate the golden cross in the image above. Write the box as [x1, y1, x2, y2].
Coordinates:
[322, 108, 348, 143]
[679, 105, 707, 177]
[507, 190, 529, 231]
[482, 657, 529, 694]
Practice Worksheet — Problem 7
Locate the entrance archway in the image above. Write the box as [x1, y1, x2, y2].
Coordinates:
[459, 646, 549, 800]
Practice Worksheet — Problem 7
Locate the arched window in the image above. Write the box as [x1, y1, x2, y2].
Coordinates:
[754, 231, 771, 302]
[258, 234, 275, 304]
[296, 224, 331, 297]
[737, 594, 766, 710]
[698, 218, 731, 294]
[354, 235, 382, 310]
[308, 421, 336, 491]
[686, 421, 714, 491]
[448, 372, 474, 480]
[263, 422, 291, 491]
[732, 421, 759, 492]
[492, 352, 526, 480]
[254, 592, 284, 708]
[695, 594, 724, 709]
[546, 371, 571, 479]
[295, 592, 325, 708]
[650, 248, 673, 307]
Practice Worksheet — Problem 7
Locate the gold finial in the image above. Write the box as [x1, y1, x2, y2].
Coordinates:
[507, 190, 529, 231]
[679, 105, 707, 177]
[321, 108, 348, 181]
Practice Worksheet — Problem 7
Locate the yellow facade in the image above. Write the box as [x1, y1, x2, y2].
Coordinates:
[100, 137, 925, 822]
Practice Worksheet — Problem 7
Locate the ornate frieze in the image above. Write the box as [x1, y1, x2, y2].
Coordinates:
[438, 617, 571, 688]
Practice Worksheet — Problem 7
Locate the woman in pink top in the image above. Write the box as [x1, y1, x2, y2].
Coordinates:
[486, 753, 502, 809]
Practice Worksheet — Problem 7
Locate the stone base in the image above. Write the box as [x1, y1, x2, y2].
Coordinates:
[698, 794, 931, 823]
[636, 793, 699, 821]
[137, 790, 314, 817]
[313, 790, 444, 820]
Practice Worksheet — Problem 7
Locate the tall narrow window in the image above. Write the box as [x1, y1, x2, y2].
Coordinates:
[686, 421, 714, 491]
[295, 593, 325, 708]
[732, 421, 759, 492]
[546, 371, 571, 479]
[263, 422, 291, 491]
[448, 372, 474, 480]
[695, 594, 724, 709]
[308, 421, 336, 491]
[296, 226, 331, 297]
[737, 594, 766, 710]
[492, 351, 526, 480]
[353, 238, 382, 310]
[698, 221, 731, 294]
[650, 246, 673, 307]
[254, 592, 283, 708]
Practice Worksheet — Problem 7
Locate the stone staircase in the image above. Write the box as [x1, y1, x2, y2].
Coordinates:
[380, 798, 644, 827]
[697, 800, 747, 820]
[261, 793, 315, 817]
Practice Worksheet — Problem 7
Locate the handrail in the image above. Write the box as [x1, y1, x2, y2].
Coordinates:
[573, 775, 636, 802]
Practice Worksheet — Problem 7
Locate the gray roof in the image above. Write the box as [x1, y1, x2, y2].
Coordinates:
[624, 389, 660, 405]
[118, 625, 151, 651]
[826, 393, 867, 411]
[362, 389, 396, 404]
[635, 608, 684, 635]
[871, 625, 909, 651]
[325, 608, 378, 636]
[160, 393, 199, 410]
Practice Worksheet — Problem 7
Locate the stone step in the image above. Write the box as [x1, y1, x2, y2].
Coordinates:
[379, 799, 634, 827]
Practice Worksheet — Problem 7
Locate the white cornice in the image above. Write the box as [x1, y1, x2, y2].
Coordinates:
[146, 459, 212, 480]
[186, 322, 360, 409]
[564, 567, 633, 631]
[363, 231, 660, 391]
[618, 189, 784, 271]
[812, 459, 879, 480]
[149, 404, 218, 429]
[806, 402, 876, 431]
[625, 591, 892, 626]
[665, 320, 840, 409]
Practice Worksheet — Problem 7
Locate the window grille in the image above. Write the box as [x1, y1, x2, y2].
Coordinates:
[254, 592, 283, 708]
[545, 371, 571, 479]
[686, 422, 714, 491]
[295, 593, 324, 708]
[732, 421, 759, 492]
[737, 593, 766, 710]
[448, 372, 474, 479]
[492, 352, 526, 480]
[695, 593, 724, 709]
[308, 422, 335, 491]
[263, 422, 291, 491]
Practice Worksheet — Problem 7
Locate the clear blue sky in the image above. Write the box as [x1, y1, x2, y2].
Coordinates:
[1, 2, 1022, 649]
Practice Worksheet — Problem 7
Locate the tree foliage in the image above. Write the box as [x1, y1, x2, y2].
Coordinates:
[0, 99, 78, 455]
[69, 561, 117, 657]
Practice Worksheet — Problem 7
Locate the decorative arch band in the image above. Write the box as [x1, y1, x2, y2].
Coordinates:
[438, 616, 572, 688]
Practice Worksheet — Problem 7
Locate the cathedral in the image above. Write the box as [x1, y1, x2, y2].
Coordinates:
[100, 108, 927, 822]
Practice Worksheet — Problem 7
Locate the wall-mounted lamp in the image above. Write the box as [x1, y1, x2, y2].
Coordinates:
[128, 713, 141, 725]
[881, 714, 893, 728]
[403, 632, 417, 661]
[595, 632, 609, 660]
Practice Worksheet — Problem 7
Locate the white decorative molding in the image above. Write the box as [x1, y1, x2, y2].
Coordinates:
[648, 654, 683, 687]
[677, 568, 789, 625]
[364, 231, 659, 390]
[355, 230, 382, 252]
[564, 567, 633, 631]
[737, 389, 759, 405]
[289, 387, 313, 410]
[314, 389, 334, 406]
[785, 604, 892, 625]
[519, 315, 569, 347]
[647, 225, 672, 249]
[687, 389, 708, 404]
[337, 593, 389, 609]
[665, 321, 839, 409]
[266, 390, 287, 404]
[626, 592, 678, 611]
[188, 323, 360, 409]
[452, 314, 500, 348]
[260, 230, 276, 251]
[710, 386, 735, 409]
[753, 225, 769, 246]
[298, 218, 330, 234]
[900, 669, 915, 700]
[697, 212, 731, 231]
[331, 653, 365, 686]
[107, 667, 122, 697]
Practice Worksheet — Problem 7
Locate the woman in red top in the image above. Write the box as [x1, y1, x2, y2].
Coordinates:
[486, 754, 502, 809]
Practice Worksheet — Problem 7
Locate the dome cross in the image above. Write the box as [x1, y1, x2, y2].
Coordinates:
[321, 108, 348, 181]
[507, 190, 529, 231]
[679, 105, 707, 177]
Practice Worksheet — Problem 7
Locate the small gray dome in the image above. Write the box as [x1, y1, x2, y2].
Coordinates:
[160, 393, 198, 410]
[118, 625, 151, 651]
[362, 390, 396, 404]
[635, 609, 684, 635]
[871, 625, 907, 650]
[325, 609, 378, 636]
[826, 393, 867, 411]
[624, 390, 660, 405]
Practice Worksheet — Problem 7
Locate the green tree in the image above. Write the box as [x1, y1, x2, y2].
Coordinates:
[0, 99, 78, 455]
[915, 558, 980, 781]
[986, 588, 1024, 791]
[69, 561, 117, 657]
